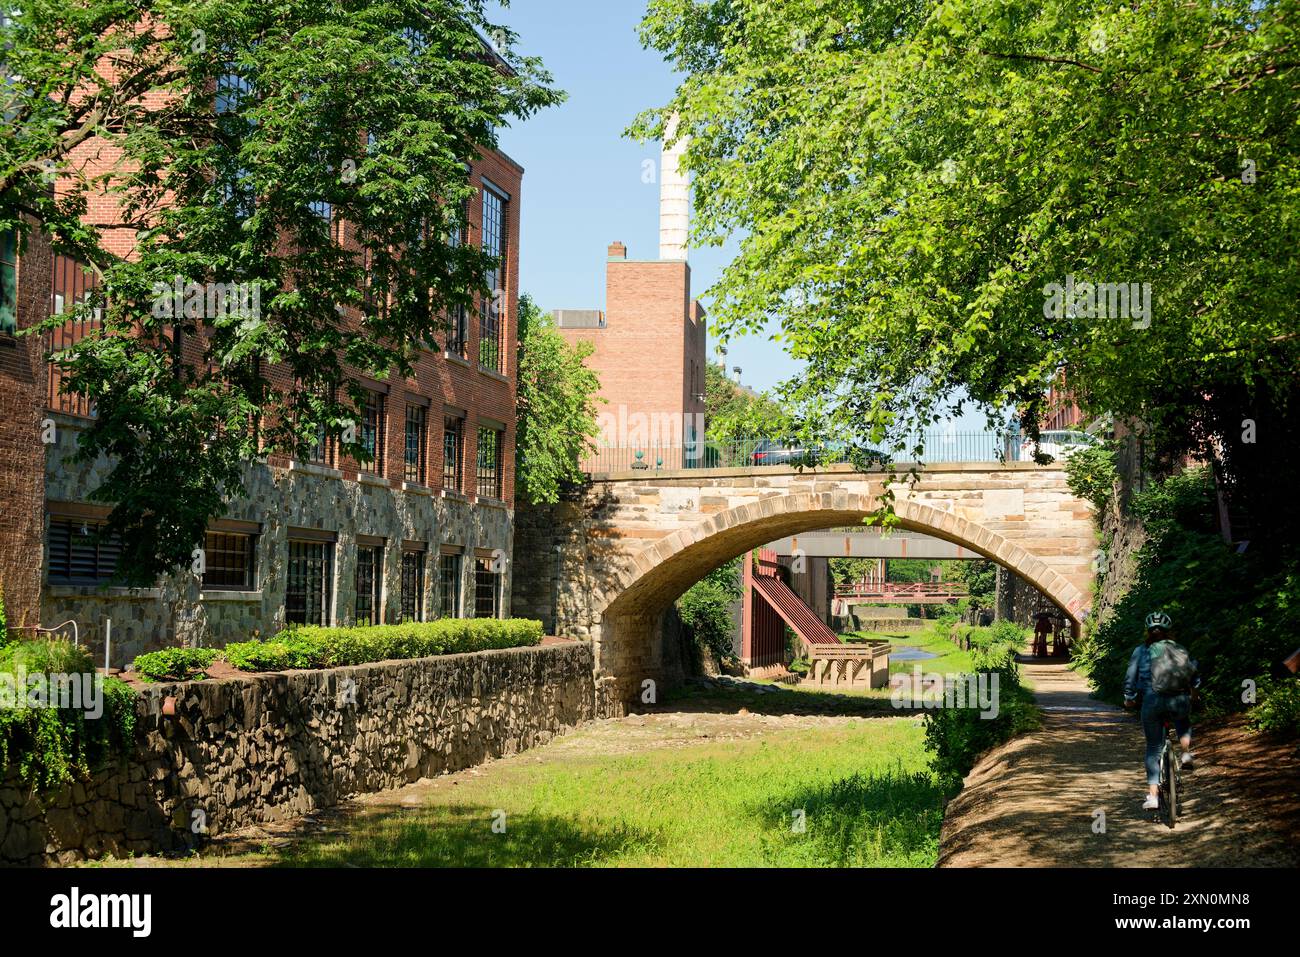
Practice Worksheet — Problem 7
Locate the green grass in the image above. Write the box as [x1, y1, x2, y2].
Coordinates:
[189, 717, 943, 868]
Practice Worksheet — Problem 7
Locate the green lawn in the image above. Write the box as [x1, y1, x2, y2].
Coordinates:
[163, 715, 942, 868]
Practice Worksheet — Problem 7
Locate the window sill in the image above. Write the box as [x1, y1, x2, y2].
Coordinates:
[201, 589, 263, 602]
[402, 481, 435, 497]
[444, 350, 471, 369]
[440, 489, 470, 503]
[474, 495, 510, 510]
[46, 584, 162, 600]
[477, 366, 509, 384]
[358, 472, 390, 488]
[289, 461, 343, 480]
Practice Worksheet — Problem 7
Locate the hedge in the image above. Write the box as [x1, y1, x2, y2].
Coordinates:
[220, 618, 544, 673]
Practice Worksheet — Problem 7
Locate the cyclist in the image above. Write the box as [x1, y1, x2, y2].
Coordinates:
[1123, 611, 1199, 810]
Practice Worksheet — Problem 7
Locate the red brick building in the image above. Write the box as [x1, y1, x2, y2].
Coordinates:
[554, 132, 708, 470]
[2, 87, 525, 665]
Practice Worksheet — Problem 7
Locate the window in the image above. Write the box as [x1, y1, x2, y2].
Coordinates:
[304, 421, 332, 466]
[359, 391, 385, 475]
[1, 228, 15, 335]
[476, 426, 502, 499]
[446, 198, 469, 356]
[354, 544, 383, 626]
[400, 549, 425, 622]
[448, 303, 468, 357]
[47, 518, 121, 584]
[404, 403, 426, 485]
[480, 187, 507, 372]
[215, 68, 255, 217]
[286, 539, 333, 626]
[474, 557, 500, 619]
[439, 553, 461, 618]
[442, 415, 463, 491]
[202, 531, 256, 591]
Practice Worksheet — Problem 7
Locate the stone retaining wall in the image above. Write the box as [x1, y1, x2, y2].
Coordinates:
[0, 642, 594, 865]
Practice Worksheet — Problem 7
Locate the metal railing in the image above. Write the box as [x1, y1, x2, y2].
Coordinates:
[582, 432, 1021, 474]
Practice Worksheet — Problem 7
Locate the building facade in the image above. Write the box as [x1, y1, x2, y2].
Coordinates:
[2, 151, 524, 668]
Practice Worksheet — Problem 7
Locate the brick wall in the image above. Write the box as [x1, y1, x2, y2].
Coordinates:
[0, 226, 50, 631]
[557, 244, 708, 463]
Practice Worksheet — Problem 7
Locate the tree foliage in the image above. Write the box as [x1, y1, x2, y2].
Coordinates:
[631, 0, 1300, 480]
[515, 294, 602, 504]
[703, 361, 788, 442]
[2, 1, 562, 584]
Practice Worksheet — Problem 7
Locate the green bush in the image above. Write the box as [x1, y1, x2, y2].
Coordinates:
[223, 619, 544, 672]
[676, 558, 742, 666]
[923, 646, 1040, 793]
[1248, 676, 1300, 737]
[0, 589, 10, 648]
[1065, 443, 1118, 512]
[0, 642, 137, 789]
[131, 646, 220, 682]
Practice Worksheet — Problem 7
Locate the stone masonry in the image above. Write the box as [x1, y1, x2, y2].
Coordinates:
[514, 461, 1096, 714]
[0, 642, 594, 865]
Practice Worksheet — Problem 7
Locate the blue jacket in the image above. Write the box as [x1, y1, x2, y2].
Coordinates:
[1123, 643, 1151, 701]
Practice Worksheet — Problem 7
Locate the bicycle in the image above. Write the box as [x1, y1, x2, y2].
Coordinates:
[1156, 719, 1182, 829]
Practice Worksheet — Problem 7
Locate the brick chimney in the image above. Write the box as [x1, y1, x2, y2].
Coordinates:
[607, 241, 627, 260]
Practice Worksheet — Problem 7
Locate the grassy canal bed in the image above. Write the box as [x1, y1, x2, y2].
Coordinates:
[96, 706, 944, 868]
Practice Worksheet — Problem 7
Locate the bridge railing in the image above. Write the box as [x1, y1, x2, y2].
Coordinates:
[581, 432, 1018, 474]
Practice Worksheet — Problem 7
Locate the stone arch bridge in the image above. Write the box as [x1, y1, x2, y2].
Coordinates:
[513, 462, 1097, 715]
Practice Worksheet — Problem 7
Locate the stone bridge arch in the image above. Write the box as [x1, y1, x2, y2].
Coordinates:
[513, 463, 1097, 715]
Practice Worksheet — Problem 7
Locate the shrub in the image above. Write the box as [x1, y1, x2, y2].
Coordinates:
[677, 579, 738, 666]
[1248, 676, 1300, 737]
[0, 642, 137, 789]
[1065, 443, 1118, 513]
[223, 619, 544, 672]
[923, 646, 1040, 793]
[0, 589, 9, 648]
[131, 646, 220, 682]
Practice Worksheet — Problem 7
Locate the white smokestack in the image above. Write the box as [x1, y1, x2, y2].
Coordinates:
[659, 114, 689, 261]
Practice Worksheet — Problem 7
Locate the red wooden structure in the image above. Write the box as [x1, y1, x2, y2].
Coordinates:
[741, 548, 840, 669]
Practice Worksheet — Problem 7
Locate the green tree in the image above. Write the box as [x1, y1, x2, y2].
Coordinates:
[703, 361, 788, 443]
[515, 294, 602, 504]
[631, 0, 1300, 500]
[4, 2, 562, 585]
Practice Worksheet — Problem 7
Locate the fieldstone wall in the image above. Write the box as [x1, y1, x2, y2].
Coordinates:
[0, 642, 594, 866]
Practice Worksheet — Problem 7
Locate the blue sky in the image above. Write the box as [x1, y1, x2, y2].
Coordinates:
[490, 0, 794, 394]
[490, 1, 1000, 431]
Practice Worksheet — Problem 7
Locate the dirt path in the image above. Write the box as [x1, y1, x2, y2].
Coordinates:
[937, 658, 1300, 867]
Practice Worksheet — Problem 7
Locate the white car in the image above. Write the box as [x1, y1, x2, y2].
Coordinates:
[1014, 430, 1099, 461]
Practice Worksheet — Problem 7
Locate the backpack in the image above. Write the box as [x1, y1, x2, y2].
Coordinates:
[1148, 640, 1195, 694]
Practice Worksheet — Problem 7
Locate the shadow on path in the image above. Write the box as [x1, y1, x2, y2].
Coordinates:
[938, 659, 1300, 867]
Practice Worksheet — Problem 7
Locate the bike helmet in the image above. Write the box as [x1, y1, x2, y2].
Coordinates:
[1144, 611, 1172, 630]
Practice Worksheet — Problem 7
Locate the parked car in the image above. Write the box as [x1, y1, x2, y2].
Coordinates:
[1014, 429, 1099, 462]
